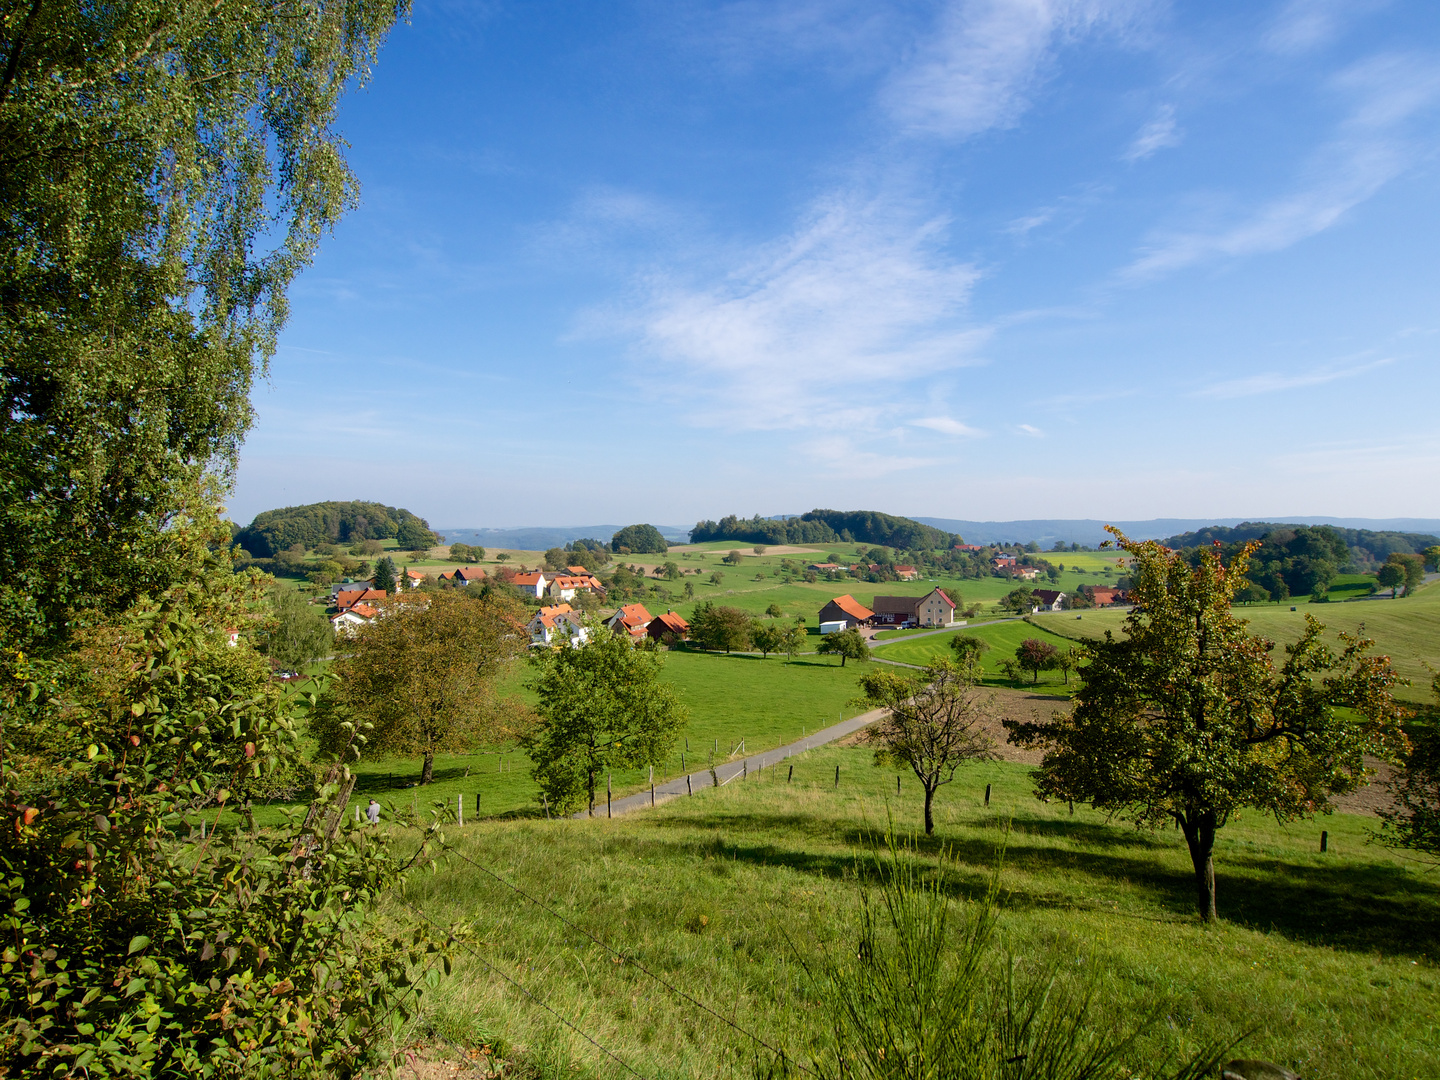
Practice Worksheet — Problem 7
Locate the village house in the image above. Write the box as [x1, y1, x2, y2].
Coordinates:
[404, 568, 427, 588]
[527, 604, 588, 647]
[894, 565, 920, 581]
[1032, 589, 1067, 611]
[871, 588, 956, 628]
[808, 562, 844, 573]
[511, 571, 548, 598]
[953, 544, 985, 552]
[646, 611, 690, 642]
[547, 573, 605, 601]
[331, 602, 378, 637]
[817, 594, 874, 633]
[334, 587, 385, 612]
[992, 553, 1017, 569]
[1013, 566, 1040, 581]
[606, 602, 652, 638]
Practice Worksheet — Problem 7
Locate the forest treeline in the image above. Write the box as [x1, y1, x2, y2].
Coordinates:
[690, 510, 957, 551]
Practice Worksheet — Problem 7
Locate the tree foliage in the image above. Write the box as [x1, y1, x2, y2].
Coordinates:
[609, 524, 668, 554]
[235, 501, 435, 559]
[690, 603, 752, 653]
[319, 591, 526, 784]
[1014, 638, 1058, 684]
[1005, 529, 1404, 921]
[689, 509, 954, 550]
[257, 584, 334, 670]
[1378, 672, 1440, 861]
[523, 629, 687, 815]
[818, 627, 871, 667]
[855, 659, 998, 834]
[1, 520, 445, 1078]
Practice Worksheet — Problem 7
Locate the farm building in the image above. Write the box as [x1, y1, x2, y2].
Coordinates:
[528, 605, 588, 647]
[871, 588, 956, 628]
[646, 611, 690, 642]
[1032, 589, 1067, 611]
[817, 594, 874, 630]
[511, 571, 548, 598]
[893, 565, 920, 581]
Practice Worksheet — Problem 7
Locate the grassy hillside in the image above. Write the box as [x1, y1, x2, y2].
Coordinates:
[1035, 581, 1440, 702]
[399, 747, 1439, 1079]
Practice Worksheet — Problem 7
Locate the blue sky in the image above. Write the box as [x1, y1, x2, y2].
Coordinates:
[231, 0, 1440, 529]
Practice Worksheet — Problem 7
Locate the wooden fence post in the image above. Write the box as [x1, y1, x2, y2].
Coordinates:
[1321, 830, 1328, 853]
[687, 774, 693, 796]
[651, 783, 655, 807]
[835, 765, 840, 788]
[985, 783, 991, 807]
[607, 774, 612, 818]
[788, 764, 793, 783]
[457, 793, 463, 827]
[896, 776, 901, 795]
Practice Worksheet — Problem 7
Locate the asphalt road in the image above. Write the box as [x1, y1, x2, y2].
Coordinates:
[579, 707, 886, 819]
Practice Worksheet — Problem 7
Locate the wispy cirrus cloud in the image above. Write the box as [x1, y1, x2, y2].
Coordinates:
[911, 415, 985, 437]
[1122, 53, 1440, 281]
[882, 0, 1153, 139]
[1262, 0, 1389, 56]
[1123, 103, 1181, 161]
[1195, 356, 1392, 399]
[608, 192, 986, 430]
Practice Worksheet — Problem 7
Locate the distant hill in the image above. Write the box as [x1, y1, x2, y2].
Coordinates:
[235, 501, 439, 557]
[690, 510, 954, 550]
[912, 516, 1440, 549]
[437, 524, 692, 551]
[1160, 522, 1438, 569]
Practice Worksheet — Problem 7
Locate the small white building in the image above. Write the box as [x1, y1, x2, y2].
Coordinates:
[512, 571, 549, 598]
[819, 620, 848, 635]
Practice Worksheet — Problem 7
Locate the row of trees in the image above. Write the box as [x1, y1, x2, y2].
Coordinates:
[234, 501, 439, 558]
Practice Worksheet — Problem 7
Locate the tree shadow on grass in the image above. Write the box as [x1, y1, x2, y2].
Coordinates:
[630, 810, 1440, 956]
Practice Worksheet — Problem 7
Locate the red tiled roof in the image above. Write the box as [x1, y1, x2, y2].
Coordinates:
[537, 603, 573, 618]
[347, 603, 378, 619]
[933, 589, 956, 608]
[566, 565, 589, 575]
[512, 572, 546, 585]
[649, 611, 689, 634]
[336, 588, 385, 610]
[828, 594, 874, 621]
[613, 602, 652, 628]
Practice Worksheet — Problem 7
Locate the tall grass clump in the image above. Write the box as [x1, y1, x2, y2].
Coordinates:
[783, 830, 1231, 1080]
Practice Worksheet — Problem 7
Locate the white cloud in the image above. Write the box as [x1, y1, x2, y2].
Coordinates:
[1195, 356, 1392, 399]
[1122, 103, 1181, 161]
[619, 192, 987, 430]
[1262, 0, 1387, 56]
[1123, 54, 1440, 281]
[882, 0, 1151, 139]
[1018, 423, 1044, 436]
[803, 436, 939, 477]
[912, 415, 985, 437]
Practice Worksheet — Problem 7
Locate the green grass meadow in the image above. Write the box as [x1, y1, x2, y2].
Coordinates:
[393, 747, 1439, 1080]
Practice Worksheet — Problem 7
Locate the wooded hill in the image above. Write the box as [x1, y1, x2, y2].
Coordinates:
[1161, 521, 1438, 570]
[233, 500, 439, 558]
[689, 510, 957, 551]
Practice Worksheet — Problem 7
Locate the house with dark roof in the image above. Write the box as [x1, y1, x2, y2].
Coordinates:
[817, 594, 874, 630]
[871, 588, 956, 628]
[1032, 589, 1066, 611]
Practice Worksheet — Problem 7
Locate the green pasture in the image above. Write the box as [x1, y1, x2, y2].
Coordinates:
[239, 649, 868, 827]
[875, 619, 1079, 695]
[397, 748, 1438, 1080]
[1035, 580, 1440, 703]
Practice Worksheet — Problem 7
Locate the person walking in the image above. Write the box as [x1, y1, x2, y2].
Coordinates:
[366, 798, 381, 824]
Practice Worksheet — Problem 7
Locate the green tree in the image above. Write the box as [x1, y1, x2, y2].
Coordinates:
[524, 629, 687, 815]
[373, 555, 397, 595]
[1387, 552, 1426, 596]
[609, 524, 668, 554]
[684, 580, 695, 599]
[751, 620, 786, 659]
[780, 624, 807, 662]
[0, 1, 404, 656]
[1425, 545, 1440, 572]
[949, 635, 990, 665]
[662, 560, 682, 580]
[723, 549, 744, 565]
[818, 627, 871, 667]
[765, 602, 784, 618]
[543, 547, 569, 570]
[259, 583, 335, 669]
[691, 603, 751, 653]
[1056, 646, 1083, 685]
[324, 591, 525, 784]
[1000, 587, 1036, 614]
[1378, 672, 1440, 861]
[1234, 581, 1270, 605]
[1006, 530, 1403, 921]
[1377, 562, 1405, 597]
[395, 516, 437, 550]
[709, 570, 725, 585]
[855, 659, 998, 834]
[1015, 638, 1058, 684]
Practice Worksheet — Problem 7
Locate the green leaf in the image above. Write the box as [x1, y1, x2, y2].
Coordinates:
[128, 935, 151, 955]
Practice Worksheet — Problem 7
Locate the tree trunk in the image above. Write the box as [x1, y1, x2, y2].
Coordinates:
[588, 768, 596, 818]
[421, 748, 434, 785]
[1179, 811, 1217, 921]
[923, 785, 936, 836]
